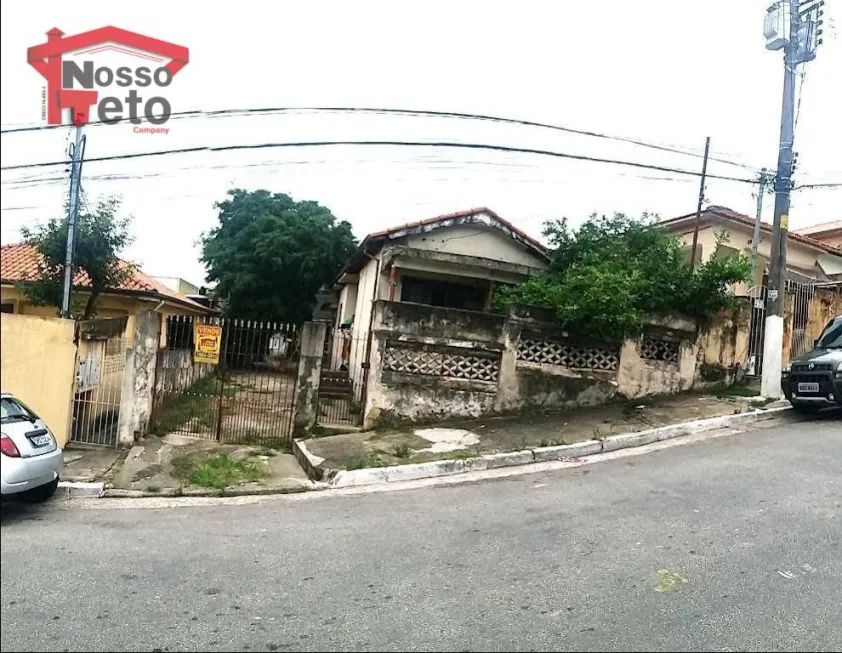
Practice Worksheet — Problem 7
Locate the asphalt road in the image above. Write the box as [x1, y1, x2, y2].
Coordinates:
[1, 412, 840, 652]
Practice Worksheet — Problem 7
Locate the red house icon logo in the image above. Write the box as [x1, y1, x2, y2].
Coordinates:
[27, 26, 189, 126]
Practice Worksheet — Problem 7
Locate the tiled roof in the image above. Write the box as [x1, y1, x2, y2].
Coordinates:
[661, 206, 842, 256]
[797, 221, 842, 236]
[337, 207, 547, 281]
[367, 207, 548, 255]
[0, 242, 211, 312]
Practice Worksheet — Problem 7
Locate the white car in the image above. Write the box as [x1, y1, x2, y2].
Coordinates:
[1, 392, 62, 502]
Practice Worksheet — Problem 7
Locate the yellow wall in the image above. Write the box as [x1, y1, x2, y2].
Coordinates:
[673, 224, 826, 272]
[0, 313, 77, 447]
[2, 285, 203, 349]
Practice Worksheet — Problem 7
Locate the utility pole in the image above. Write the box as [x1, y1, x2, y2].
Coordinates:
[760, 0, 823, 398]
[689, 136, 711, 269]
[751, 168, 770, 270]
[60, 122, 86, 319]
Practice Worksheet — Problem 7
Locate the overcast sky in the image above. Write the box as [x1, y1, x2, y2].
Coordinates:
[2, 0, 840, 286]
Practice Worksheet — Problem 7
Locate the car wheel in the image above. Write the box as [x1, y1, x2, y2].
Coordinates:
[19, 478, 59, 503]
[792, 404, 820, 415]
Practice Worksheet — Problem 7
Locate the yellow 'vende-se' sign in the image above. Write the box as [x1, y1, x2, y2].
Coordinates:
[194, 323, 222, 365]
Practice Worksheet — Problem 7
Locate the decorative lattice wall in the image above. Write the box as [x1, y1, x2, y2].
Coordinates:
[383, 346, 500, 382]
[516, 338, 619, 372]
[640, 338, 681, 363]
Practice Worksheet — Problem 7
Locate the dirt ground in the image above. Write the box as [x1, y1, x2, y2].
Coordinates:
[110, 433, 311, 493]
[301, 390, 777, 471]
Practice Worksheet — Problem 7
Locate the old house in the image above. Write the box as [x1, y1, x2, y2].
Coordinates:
[796, 221, 842, 252]
[660, 206, 842, 283]
[329, 208, 549, 387]
[1, 243, 216, 334]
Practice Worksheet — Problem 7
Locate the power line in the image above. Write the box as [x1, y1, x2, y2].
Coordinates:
[0, 154, 707, 189]
[794, 182, 842, 189]
[0, 139, 760, 183]
[0, 105, 764, 172]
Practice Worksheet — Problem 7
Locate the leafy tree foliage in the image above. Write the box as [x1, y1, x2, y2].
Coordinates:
[496, 212, 752, 341]
[19, 195, 133, 319]
[201, 190, 357, 323]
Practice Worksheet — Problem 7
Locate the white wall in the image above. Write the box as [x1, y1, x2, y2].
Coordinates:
[330, 284, 359, 370]
[405, 225, 547, 270]
[348, 255, 385, 384]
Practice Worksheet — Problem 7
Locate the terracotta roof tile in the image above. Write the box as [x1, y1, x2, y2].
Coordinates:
[367, 207, 548, 255]
[1, 242, 211, 312]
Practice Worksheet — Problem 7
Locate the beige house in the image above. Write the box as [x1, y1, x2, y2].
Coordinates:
[330, 207, 549, 384]
[1, 243, 216, 344]
[796, 221, 842, 250]
[660, 206, 842, 284]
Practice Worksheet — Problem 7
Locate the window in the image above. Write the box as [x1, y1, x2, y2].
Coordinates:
[0, 302, 14, 314]
[401, 277, 487, 311]
[0, 396, 39, 424]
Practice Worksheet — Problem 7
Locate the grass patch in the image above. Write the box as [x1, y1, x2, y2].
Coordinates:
[393, 443, 411, 459]
[149, 376, 225, 436]
[346, 454, 384, 471]
[718, 385, 761, 398]
[538, 438, 568, 448]
[188, 454, 265, 489]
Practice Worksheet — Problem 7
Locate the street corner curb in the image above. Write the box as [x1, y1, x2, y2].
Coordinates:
[331, 467, 389, 488]
[57, 481, 104, 499]
[533, 440, 603, 462]
[101, 483, 321, 498]
[292, 438, 326, 481]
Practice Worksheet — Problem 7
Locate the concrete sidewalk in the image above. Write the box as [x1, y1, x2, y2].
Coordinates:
[105, 434, 313, 497]
[300, 389, 779, 475]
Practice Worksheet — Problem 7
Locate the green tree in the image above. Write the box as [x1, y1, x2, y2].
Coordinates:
[200, 189, 358, 323]
[496, 212, 751, 341]
[19, 195, 134, 319]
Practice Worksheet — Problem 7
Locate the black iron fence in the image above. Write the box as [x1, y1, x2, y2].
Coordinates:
[316, 328, 367, 427]
[150, 316, 300, 443]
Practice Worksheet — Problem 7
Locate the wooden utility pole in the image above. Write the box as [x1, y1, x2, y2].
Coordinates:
[689, 137, 711, 268]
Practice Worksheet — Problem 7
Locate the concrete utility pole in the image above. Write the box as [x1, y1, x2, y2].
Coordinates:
[60, 122, 86, 319]
[751, 168, 770, 270]
[689, 137, 711, 269]
[760, 0, 823, 398]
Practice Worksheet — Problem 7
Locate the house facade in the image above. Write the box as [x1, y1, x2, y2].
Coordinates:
[1, 243, 216, 346]
[660, 206, 842, 284]
[330, 208, 549, 388]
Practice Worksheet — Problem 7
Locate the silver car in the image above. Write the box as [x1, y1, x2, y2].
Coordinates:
[1, 392, 62, 502]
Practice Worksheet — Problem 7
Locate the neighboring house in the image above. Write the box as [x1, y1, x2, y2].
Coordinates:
[660, 206, 842, 284]
[330, 207, 549, 382]
[152, 275, 220, 312]
[0, 243, 216, 340]
[151, 276, 202, 297]
[796, 221, 842, 250]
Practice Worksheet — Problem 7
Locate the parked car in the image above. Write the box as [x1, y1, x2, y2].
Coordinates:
[1, 392, 63, 502]
[782, 315, 842, 413]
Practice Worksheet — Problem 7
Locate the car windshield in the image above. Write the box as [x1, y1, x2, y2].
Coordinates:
[0, 397, 37, 424]
[816, 319, 842, 349]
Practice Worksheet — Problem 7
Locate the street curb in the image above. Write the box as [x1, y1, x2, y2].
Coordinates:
[101, 483, 318, 499]
[326, 405, 792, 489]
[57, 481, 104, 499]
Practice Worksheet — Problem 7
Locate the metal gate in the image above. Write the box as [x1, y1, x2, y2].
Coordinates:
[150, 316, 300, 443]
[316, 327, 367, 428]
[71, 331, 127, 447]
[746, 284, 767, 377]
[788, 280, 815, 359]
